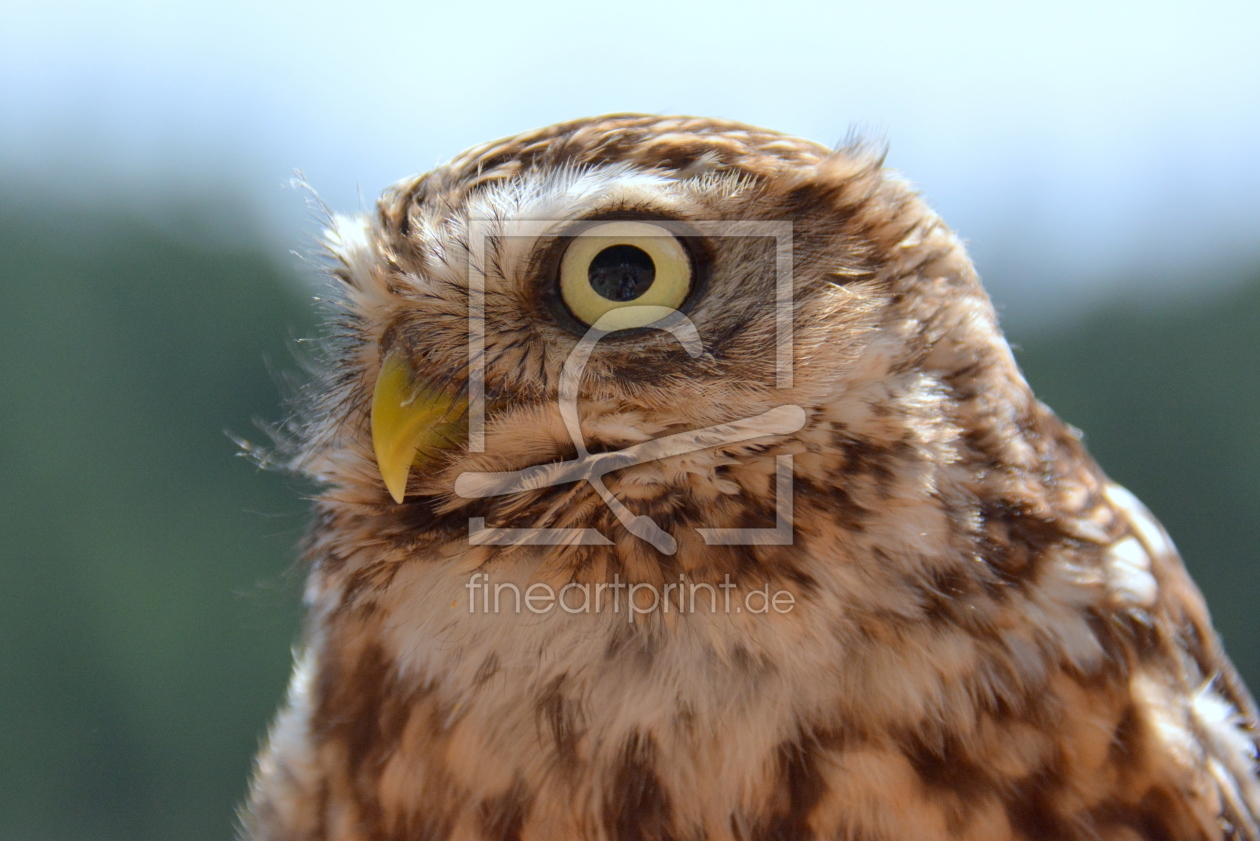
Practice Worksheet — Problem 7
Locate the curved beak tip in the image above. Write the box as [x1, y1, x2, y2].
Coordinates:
[370, 349, 467, 503]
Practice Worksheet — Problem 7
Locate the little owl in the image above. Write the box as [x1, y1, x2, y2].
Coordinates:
[241, 115, 1260, 841]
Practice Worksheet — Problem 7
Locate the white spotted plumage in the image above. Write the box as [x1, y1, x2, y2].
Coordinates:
[243, 115, 1260, 841]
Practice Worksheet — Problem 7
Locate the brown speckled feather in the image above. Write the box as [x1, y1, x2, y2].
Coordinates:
[242, 115, 1260, 841]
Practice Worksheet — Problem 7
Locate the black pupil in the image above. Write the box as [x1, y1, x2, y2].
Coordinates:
[587, 244, 656, 302]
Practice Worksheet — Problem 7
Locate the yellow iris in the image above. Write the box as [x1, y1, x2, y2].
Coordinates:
[558, 221, 692, 330]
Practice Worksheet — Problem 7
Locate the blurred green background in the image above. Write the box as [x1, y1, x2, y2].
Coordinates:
[0, 192, 1256, 840]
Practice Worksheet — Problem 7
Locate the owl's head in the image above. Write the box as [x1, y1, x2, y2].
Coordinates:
[296, 114, 1033, 577]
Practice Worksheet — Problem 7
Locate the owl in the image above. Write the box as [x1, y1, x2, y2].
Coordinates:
[242, 115, 1260, 841]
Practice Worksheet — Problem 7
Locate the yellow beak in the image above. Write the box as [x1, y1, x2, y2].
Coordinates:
[370, 349, 467, 503]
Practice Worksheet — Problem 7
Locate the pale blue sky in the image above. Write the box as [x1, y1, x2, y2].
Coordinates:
[3, 0, 1258, 320]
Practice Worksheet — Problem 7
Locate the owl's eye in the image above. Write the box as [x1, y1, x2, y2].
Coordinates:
[558, 221, 692, 330]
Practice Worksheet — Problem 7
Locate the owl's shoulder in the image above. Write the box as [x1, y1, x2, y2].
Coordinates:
[1098, 482, 1260, 839]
